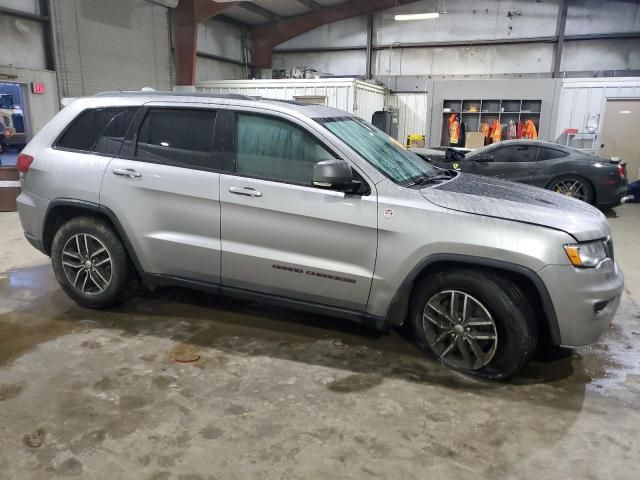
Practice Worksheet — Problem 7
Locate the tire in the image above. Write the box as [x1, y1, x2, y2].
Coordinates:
[547, 175, 595, 205]
[410, 269, 538, 380]
[51, 216, 132, 309]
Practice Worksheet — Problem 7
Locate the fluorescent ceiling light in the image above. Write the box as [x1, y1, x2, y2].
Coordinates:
[395, 12, 440, 21]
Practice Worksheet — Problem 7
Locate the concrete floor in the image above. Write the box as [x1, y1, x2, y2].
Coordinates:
[0, 206, 639, 480]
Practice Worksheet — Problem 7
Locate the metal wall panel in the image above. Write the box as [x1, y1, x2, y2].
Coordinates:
[375, 43, 556, 77]
[375, 0, 559, 44]
[196, 57, 246, 82]
[198, 19, 244, 62]
[51, 0, 172, 97]
[272, 51, 367, 77]
[195, 79, 386, 121]
[354, 83, 386, 124]
[276, 16, 367, 50]
[565, 0, 640, 35]
[269, 0, 638, 79]
[0, 0, 39, 14]
[387, 93, 429, 143]
[553, 78, 640, 141]
[561, 39, 640, 73]
[0, 15, 45, 70]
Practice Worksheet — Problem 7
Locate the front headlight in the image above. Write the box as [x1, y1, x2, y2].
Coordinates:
[564, 240, 607, 268]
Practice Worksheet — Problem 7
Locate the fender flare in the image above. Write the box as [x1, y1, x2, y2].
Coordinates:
[384, 253, 561, 345]
[43, 198, 145, 276]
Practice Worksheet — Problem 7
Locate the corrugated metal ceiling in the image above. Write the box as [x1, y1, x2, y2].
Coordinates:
[221, 0, 353, 26]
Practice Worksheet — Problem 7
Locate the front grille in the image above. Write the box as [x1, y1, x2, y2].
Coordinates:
[603, 236, 614, 261]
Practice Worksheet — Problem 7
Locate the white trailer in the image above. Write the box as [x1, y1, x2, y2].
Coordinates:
[195, 78, 386, 124]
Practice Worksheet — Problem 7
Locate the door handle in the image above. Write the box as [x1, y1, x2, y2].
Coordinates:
[113, 168, 142, 178]
[228, 186, 263, 198]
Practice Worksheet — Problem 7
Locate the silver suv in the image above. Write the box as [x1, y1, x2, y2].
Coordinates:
[16, 91, 624, 379]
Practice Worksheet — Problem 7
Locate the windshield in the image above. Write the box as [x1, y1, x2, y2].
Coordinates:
[317, 116, 438, 185]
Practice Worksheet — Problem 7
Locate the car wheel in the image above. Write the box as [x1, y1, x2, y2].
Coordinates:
[51, 217, 132, 309]
[410, 269, 538, 380]
[547, 175, 594, 204]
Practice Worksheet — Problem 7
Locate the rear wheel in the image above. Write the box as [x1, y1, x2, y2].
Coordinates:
[547, 175, 594, 204]
[51, 217, 131, 309]
[410, 269, 538, 380]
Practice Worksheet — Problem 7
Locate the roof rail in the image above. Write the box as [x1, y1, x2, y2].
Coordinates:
[93, 90, 255, 101]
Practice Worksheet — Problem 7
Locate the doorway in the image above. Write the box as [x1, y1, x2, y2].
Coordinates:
[0, 82, 28, 166]
[600, 99, 640, 181]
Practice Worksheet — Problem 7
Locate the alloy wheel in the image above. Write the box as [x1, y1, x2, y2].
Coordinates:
[552, 178, 588, 202]
[422, 290, 498, 370]
[61, 234, 113, 295]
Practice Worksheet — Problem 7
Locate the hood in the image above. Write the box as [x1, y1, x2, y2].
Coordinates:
[421, 173, 609, 242]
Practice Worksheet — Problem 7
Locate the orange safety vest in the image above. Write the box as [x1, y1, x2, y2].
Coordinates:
[491, 120, 502, 143]
[480, 123, 490, 144]
[449, 114, 460, 144]
[523, 120, 538, 139]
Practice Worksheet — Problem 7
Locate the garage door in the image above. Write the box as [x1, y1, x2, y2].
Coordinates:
[51, 0, 173, 97]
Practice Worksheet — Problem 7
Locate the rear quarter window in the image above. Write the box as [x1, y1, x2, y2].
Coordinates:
[56, 107, 138, 155]
[537, 147, 569, 161]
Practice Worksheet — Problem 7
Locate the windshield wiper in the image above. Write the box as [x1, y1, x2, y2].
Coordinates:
[403, 172, 455, 187]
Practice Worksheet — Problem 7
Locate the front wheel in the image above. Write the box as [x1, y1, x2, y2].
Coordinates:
[51, 217, 132, 309]
[410, 269, 538, 380]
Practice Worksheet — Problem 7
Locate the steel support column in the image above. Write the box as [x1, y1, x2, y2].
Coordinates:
[553, 0, 568, 78]
[171, 0, 237, 86]
[39, 0, 55, 71]
[365, 13, 374, 79]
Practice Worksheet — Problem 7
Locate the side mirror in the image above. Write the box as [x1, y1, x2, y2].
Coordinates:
[313, 159, 357, 192]
[473, 154, 494, 163]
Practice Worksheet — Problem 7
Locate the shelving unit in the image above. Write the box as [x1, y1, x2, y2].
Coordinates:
[441, 99, 542, 146]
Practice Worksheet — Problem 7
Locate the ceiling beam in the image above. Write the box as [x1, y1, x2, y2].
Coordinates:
[295, 0, 323, 12]
[238, 1, 284, 22]
[172, 0, 238, 85]
[252, 0, 419, 68]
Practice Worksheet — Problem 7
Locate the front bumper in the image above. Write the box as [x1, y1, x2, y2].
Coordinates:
[537, 259, 624, 346]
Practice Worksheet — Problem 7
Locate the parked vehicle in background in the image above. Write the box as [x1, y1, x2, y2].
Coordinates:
[412, 139, 628, 209]
[0, 94, 27, 153]
[16, 91, 624, 380]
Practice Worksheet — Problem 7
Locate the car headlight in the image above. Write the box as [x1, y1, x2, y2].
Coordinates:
[564, 240, 608, 268]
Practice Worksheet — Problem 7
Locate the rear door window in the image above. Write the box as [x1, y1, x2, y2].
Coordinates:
[134, 108, 218, 170]
[56, 107, 138, 155]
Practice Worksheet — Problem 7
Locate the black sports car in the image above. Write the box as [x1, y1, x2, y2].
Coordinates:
[412, 140, 628, 209]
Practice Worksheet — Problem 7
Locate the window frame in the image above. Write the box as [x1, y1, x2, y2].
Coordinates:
[116, 105, 223, 173]
[53, 106, 141, 157]
[224, 110, 344, 189]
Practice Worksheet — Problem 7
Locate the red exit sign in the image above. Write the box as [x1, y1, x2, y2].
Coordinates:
[31, 83, 45, 94]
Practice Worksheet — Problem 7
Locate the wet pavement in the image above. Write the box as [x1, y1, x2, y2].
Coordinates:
[1, 211, 640, 479]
